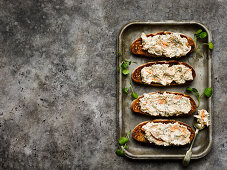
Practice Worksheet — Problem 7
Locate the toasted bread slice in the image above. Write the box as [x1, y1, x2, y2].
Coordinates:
[132, 120, 195, 145]
[131, 60, 196, 86]
[132, 91, 197, 117]
[130, 31, 195, 58]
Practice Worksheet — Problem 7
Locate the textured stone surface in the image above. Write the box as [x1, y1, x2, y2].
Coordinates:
[0, 0, 227, 169]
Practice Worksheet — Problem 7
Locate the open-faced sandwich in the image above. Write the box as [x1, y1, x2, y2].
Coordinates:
[132, 61, 196, 86]
[130, 31, 195, 58]
[132, 91, 197, 117]
[132, 120, 195, 146]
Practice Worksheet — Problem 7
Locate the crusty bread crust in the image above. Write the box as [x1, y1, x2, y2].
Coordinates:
[131, 60, 196, 86]
[132, 91, 197, 117]
[130, 31, 195, 58]
[132, 120, 195, 145]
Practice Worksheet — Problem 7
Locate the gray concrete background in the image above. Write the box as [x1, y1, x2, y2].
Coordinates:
[0, 0, 226, 169]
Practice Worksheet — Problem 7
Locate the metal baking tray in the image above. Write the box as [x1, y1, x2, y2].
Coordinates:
[117, 21, 212, 159]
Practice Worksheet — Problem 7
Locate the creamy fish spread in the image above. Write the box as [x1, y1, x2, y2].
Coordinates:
[194, 109, 210, 128]
[141, 64, 193, 86]
[139, 92, 191, 116]
[142, 122, 191, 146]
[141, 33, 191, 58]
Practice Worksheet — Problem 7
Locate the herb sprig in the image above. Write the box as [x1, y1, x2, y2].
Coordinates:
[186, 87, 212, 107]
[116, 130, 131, 157]
[117, 52, 138, 99]
[123, 79, 138, 99]
[194, 29, 214, 57]
[117, 52, 136, 76]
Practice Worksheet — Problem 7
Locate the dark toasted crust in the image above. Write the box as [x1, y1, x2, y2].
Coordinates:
[130, 31, 195, 58]
[132, 120, 195, 145]
[132, 91, 197, 117]
[131, 60, 196, 86]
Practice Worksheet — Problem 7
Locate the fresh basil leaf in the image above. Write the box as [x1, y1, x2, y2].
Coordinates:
[209, 42, 214, 50]
[119, 137, 129, 145]
[124, 144, 127, 149]
[131, 92, 138, 99]
[122, 69, 130, 75]
[186, 87, 193, 92]
[195, 29, 203, 35]
[199, 32, 207, 39]
[204, 87, 212, 98]
[123, 88, 129, 95]
[116, 149, 124, 156]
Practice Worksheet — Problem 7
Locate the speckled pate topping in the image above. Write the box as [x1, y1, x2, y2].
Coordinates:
[141, 64, 193, 86]
[142, 122, 191, 146]
[139, 92, 192, 117]
[141, 32, 191, 58]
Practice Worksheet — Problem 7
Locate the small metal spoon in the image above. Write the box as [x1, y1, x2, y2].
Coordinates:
[182, 120, 204, 166]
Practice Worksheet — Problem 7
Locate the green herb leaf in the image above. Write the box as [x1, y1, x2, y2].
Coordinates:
[199, 32, 207, 39]
[121, 62, 128, 69]
[186, 87, 200, 108]
[204, 87, 212, 98]
[124, 144, 127, 150]
[119, 137, 129, 145]
[186, 87, 199, 97]
[186, 87, 193, 93]
[191, 88, 198, 93]
[192, 88, 200, 98]
[122, 69, 130, 75]
[195, 29, 203, 35]
[116, 149, 124, 156]
[209, 42, 214, 50]
[123, 88, 129, 95]
[131, 92, 138, 99]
